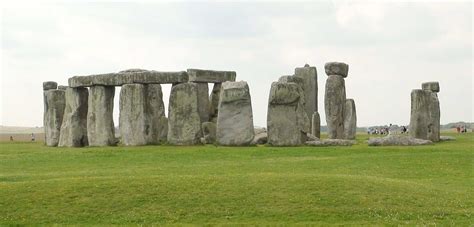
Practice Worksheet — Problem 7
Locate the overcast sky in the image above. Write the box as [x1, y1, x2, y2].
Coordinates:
[1, 0, 472, 127]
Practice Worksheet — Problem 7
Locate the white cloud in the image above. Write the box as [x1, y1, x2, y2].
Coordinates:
[1, 1, 472, 128]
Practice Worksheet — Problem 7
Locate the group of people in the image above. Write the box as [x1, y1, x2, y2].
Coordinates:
[456, 125, 469, 133]
[9, 133, 35, 142]
[367, 124, 408, 135]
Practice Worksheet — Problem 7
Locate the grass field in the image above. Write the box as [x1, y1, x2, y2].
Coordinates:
[1, 133, 472, 225]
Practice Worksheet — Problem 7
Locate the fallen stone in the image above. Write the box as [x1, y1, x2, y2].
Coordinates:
[422, 81, 440, 93]
[251, 132, 268, 145]
[43, 81, 58, 90]
[306, 139, 355, 146]
[325, 75, 346, 139]
[311, 112, 321, 138]
[254, 127, 266, 135]
[87, 86, 117, 146]
[368, 135, 433, 146]
[44, 89, 66, 146]
[58, 87, 89, 147]
[187, 69, 236, 83]
[343, 99, 357, 140]
[294, 64, 318, 116]
[216, 81, 254, 146]
[306, 133, 319, 141]
[119, 84, 167, 146]
[440, 136, 456, 141]
[201, 122, 216, 144]
[167, 82, 202, 145]
[324, 62, 349, 78]
[267, 82, 309, 146]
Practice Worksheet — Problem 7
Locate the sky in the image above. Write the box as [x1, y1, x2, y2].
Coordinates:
[1, 0, 472, 127]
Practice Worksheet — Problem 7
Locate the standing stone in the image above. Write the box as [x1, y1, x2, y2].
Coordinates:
[427, 92, 440, 142]
[196, 83, 210, 123]
[311, 112, 321, 139]
[58, 87, 88, 147]
[43, 89, 66, 146]
[119, 84, 167, 146]
[167, 82, 202, 145]
[409, 89, 432, 140]
[343, 99, 357, 140]
[325, 75, 346, 139]
[87, 86, 116, 146]
[294, 64, 318, 117]
[267, 82, 310, 146]
[209, 83, 221, 123]
[216, 81, 255, 146]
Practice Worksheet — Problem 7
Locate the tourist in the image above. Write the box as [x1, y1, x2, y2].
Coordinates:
[10, 136, 13, 141]
[31, 133, 35, 142]
[456, 126, 461, 133]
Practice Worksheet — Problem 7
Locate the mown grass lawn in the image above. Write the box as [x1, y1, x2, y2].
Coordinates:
[0, 133, 472, 225]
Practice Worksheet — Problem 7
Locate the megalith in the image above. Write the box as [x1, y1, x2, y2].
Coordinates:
[324, 62, 349, 78]
[58, 87, 89, 147]
[196, 83, 210, 123]
[294, 64, 318, 120]
[324, 74, 346, 139]
[209, 83, 221, 123]
[267, 82, 310, 146]
[119, 84, 167, 146]
[343, 99, 357, 140]
[216, 81, 254, 146]
[167, 82, 202, 145]
[43, 88, 66, 146]
[311, 112, 321, 139]
[422, 82, 441, 142]
[409, 89, 432, 140]
[87, 86, 116, 146]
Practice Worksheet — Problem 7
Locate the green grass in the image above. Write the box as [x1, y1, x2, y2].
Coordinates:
[1, 133, 472, 225]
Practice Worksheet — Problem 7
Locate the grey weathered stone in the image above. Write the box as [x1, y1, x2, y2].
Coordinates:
[325, 75, 346, 139]
[440, 136, 455, 141]
[343, 99, 357, 140]
[119, 84, 167, 146]
[422, 81, 440, 93]
[196, 83, 210, 123]
[58, 87, 89, 147]
[209, 83, 221, 122]
[294, 64, 318, 115]
[368, 135, 433, 146]
[87, 86, 116, 146]
[427, 92, 440, 142]
[58, 85, 68, 90]
[216, 81, 254, 146]
[187, 69, 236, 83]
[201, 122, 216, 144]
[267, 82, 310, 146]
[306, 139, 355, 146]
[43, 81, 58, 90]
[311, 112, 321, 138]
[254, 127, 266, 135]
[409, 89, 431, 140]
[324, 62, 349, 78]
[306, 133, 319, 141]
[167, 83, 202, 145]
[68, 70, 189, 87]
[44, 89, 66, 146]
[251, 132, 268, 145]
